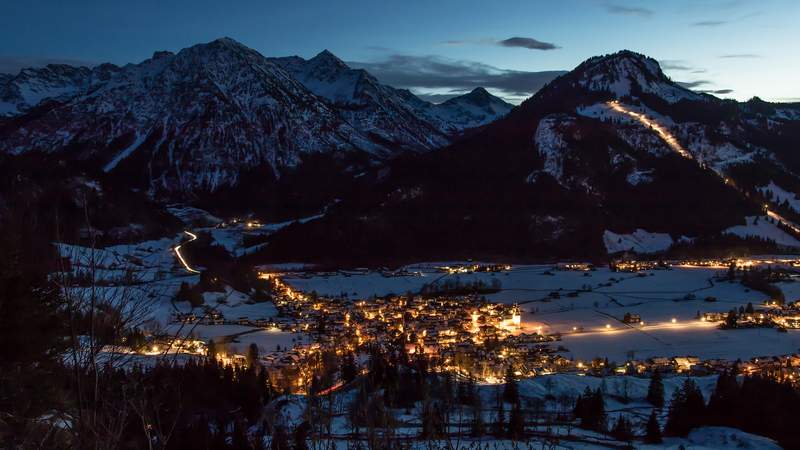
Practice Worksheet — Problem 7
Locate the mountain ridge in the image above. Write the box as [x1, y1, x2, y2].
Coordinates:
[0, 38, 514, 204]
[258, 50, 800, 264]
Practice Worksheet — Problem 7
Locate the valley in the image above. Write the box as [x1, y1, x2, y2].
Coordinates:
[4, 33, 800, 449]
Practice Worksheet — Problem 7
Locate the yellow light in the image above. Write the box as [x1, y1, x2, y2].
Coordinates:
[671, 318, 677, 324]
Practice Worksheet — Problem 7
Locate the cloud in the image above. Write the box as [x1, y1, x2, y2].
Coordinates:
[0, 56, 96, 74]
[719, 53, 761, 58]
[677, 80, 712, 88]
[349, 55, 566, 104]
[660, 60, 694, 71]
[691, 20, 727, 26]
[498, 37, 558, 51]
[699, 89, 734, 95]
[442, 37, 559, 51]
[605, 4, 654, 17]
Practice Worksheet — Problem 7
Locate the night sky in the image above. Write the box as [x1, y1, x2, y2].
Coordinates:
[2, 0, 797, 103]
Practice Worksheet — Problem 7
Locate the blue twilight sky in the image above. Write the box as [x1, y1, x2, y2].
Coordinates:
[1, 0, 797, 103]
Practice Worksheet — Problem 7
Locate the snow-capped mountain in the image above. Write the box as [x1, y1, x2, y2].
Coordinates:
[262, 50, 800, 263]
[0, 64, 92, 116]
[570, 50, 703, 103]
[1, 38, 386, 197]
[272, 50, 513, 142]
[425, 87, 515, 134]
[0, 38, 514, 202]
[271, 50, 449, 151]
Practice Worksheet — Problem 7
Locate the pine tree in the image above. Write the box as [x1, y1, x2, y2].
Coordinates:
[493, 398, 506, 438]
[707, 370, 740, 423]
[247, 342, 260, 367]
[503, 364, 519, 404]
[470, 391, 485, 437]
[508, 401, 525, 440]
[293, 421, 310, 450]
[341, 352, 358, 383]
[644, 410, 663, 444]
[665, 378, 706, 436]
[646, 370, 664, 408]
[271, 426, 290, 450]
[610, 415, 633, 442]
[207, 339, 217, 361]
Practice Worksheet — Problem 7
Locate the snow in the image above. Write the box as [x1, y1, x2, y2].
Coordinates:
[166, 205, 222, 226]
[724, 216, 800, 248]
[759, 181, 800, 214]
[103, 133, 147, 172]
[603, 229, 673, 254]
[235, 329, 310, 354]
[626, 169, 654, 185]
[534, 114, 573, 184]
[680, 426, 781, 450]
[577, 53, 702, 104]
[283, 262, 800, 361]
[514, 373, 717, 405]
[559, 326, 800, 362]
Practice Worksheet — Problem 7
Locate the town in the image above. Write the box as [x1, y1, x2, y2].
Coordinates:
[135, 255, 800, 396]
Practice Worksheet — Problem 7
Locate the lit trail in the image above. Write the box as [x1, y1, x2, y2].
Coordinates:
[607, 101, 800, 237]
[766, 208, 800, 234]
[564, 320, 718, 338]
[606, 100, 692, 159]
[174, 231, 200, 274]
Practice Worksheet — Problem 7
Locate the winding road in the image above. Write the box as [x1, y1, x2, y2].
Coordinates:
[174, 230, 200, 274]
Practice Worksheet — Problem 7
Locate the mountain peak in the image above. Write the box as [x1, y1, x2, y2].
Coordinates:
[151, 50, 174, 60]
[468, 87, 490, 96]
[309, 49, 349, 70]
[564, 49, 701, 103]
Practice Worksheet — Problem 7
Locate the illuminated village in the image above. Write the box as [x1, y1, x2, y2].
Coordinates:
[139, 255, 800, 397]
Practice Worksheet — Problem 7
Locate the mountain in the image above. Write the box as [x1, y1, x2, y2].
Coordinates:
[271, 50, 513, 141]
[0, 39, 514, 213]
[424, 87, 514, 133]
[271, 50, 449, 151]
[260, 50, 800, 264]
[0, 64, 91, 116]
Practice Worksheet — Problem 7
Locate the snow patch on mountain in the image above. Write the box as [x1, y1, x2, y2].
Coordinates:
[0, 64, 95, 116]
[626, 169, 654, 185]
[603, 229, 673, 254]
[724, 216, 800, 247]
[534, 114, 573, 184]
[426, 87, 513, 132]
[103, 133, 147, 172]
[759, 181, 800, 214]
[576, 51, 703, 103]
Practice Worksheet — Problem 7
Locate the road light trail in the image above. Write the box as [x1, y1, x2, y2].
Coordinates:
[174, 230, 200, 274]
[607, 101, 800, 237]
[766, 208, 800, 234]
[606, 100, 692, 159]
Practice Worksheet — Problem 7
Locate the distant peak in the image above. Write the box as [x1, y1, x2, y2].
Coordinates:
[151, 50, 174, 60]
[578, 49, 662, 76]
[212, 36, 242, 46]
[310, 49, 348, 68]
[317, 49, 337, 58]
[469, 87, 490, 96]
[201, 37, 251, 52]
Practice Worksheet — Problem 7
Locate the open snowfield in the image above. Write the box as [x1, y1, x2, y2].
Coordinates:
[284, 263, 800, 361]
[268, 373, 779, 450]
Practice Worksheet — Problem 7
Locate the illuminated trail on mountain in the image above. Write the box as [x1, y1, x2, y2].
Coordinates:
[766, 208, 800, 234]
[606, 100, 800, 237]
[606, 100, 692, 159]
[174, 231, 200, 274]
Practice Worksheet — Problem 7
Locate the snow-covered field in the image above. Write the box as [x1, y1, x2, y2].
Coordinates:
[284, 263, 800, 361]
[267, 373, 780, 450]
[603, 229, 673, 254]
[725, 215, 800, 247]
